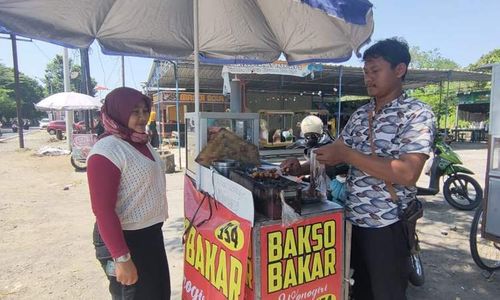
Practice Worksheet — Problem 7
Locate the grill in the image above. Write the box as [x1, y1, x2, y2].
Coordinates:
[229, 170, 305, 220]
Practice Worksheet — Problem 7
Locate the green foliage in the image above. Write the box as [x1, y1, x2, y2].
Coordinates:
[409, 81, 485, 129]
[468, 49, 500, 70]
[409, 46, 460, 70]
[406, 46, 492, 130]
[43, 55, 97, 96]
[0, 63, 45, 121]
[0, 88, 16, 120]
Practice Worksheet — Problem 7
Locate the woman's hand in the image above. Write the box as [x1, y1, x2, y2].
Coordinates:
[115, 260, 138, 286]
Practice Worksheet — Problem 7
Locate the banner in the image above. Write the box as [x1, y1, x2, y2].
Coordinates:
[159, 92, 225, 103]
[259, 213, 343, 300]
[183, 176, 252, 300]
[222, 62, 323, 94]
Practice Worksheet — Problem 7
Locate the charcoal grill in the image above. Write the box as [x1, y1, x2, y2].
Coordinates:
[229, 170, 307, 220]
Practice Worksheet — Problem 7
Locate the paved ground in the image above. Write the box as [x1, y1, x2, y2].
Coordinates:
[0, 131, 499, 299]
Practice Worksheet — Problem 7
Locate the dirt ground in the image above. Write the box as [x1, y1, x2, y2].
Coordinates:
[1, 131, 499, 300]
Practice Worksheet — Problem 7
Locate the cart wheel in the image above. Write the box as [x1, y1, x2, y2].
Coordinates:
[71, 156, 87, 171]
[469, 206, 500, 272]
[443, 174, 482, 210]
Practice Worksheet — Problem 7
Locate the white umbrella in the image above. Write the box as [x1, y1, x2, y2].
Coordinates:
[35, 92, 103, 111]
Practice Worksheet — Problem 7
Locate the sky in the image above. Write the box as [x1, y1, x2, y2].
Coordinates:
[1, 0, 499, 97]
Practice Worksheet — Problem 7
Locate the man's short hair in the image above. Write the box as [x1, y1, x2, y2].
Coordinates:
[363, 37, 411, 80]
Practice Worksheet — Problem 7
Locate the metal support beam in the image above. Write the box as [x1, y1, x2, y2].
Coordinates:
[63, 48, 73, 150]
[173, 61, 182, 169]
[337, 66, 343, 137]
[444, 71, 451, 139]
[121, 56, 125, 87]
[10, 34, 24, 148]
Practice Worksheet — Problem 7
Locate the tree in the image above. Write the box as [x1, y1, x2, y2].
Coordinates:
[43, 55, 97, 96]
[0, 89, 16, 120]
[468, 49, 500, 70]
[409, 46, 460, 70]
[406, 47, 479, 130]
[0, 63, 45, 121]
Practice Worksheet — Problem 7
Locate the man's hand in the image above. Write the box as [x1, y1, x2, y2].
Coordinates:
[280, 158, 302, 176]
[315, 139, 350, 166]
[115, 260, 138, 286]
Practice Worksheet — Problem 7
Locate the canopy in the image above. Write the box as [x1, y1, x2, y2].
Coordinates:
[35, 92, 103, 111]
[149, 62, 492, 96]
[0, 0, 374, 64]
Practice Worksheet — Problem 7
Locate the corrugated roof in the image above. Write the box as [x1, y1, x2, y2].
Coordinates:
[147, 62, 491, 96]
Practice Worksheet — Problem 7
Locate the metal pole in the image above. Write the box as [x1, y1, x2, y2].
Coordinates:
[193, 0, 200, 160]
[10, 34, 24, 148]
[337, 66, 343, 137]
[444, 71, 451, 139]
[174, 61, 182, 169]
[156, 62, 161, 150]
[63, 48, 73, 150]
[437, 81, 443, 129]
[78, 48, 92, 132]
[121, 56, 125, 87]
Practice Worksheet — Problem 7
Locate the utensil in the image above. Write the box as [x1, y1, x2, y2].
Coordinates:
[212, 159, 239, 177]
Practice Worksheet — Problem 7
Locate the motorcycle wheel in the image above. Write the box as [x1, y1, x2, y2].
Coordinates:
[469, 206, 500, 272]
[443, 174, 482, 210]
[70, 156, 87, 171]
[408, 252, 425, 286]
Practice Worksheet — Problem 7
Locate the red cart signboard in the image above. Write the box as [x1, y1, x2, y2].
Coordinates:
[184, 174, 344, 300]
[256, 212, 343, 300]
[183, 176, 252, 300]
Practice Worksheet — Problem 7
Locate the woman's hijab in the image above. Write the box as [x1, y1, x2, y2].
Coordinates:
[100, 87, 152, 144]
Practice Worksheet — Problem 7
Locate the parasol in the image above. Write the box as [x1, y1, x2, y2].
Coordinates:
[35, 92, 103, 111]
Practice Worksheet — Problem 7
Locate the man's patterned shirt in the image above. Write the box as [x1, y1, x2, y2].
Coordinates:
[340, 95, 436, 228]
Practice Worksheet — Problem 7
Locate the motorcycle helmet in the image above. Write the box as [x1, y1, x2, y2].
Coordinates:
[300, 115, 323, 148]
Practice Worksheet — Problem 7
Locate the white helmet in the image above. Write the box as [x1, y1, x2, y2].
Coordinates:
[300, 115, 323, 134]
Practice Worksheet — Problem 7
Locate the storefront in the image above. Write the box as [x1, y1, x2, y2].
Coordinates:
[151, 91, 229, 141]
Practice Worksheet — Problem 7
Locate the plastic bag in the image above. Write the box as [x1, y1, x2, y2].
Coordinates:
[330, 175, 346, 202]
[303, 150, 329, 201]
[281, 191, 304, 227]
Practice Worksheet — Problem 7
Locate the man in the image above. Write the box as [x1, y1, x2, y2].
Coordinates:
[315, 38, 435, 299]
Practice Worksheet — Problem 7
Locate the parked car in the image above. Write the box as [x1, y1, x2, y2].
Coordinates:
[47, 120, 66, 135]
[39, 118, 50, 129]
[47, 120, 86, 135]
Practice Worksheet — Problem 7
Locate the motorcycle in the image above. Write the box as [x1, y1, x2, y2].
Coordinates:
[417, 137, 482, 210]
[409, 251, 425, 286]
[408, 137, 483, 286]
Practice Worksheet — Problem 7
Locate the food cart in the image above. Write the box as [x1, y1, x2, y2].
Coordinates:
[70, 133, 98, 170]
[182, 112, 345, 299]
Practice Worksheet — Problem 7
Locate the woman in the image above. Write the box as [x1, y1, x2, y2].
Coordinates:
[147, 111, 160, 148]
[87, 87, 170, 299]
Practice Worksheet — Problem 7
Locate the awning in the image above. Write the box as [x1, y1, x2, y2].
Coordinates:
[148, 62, 492, 96]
